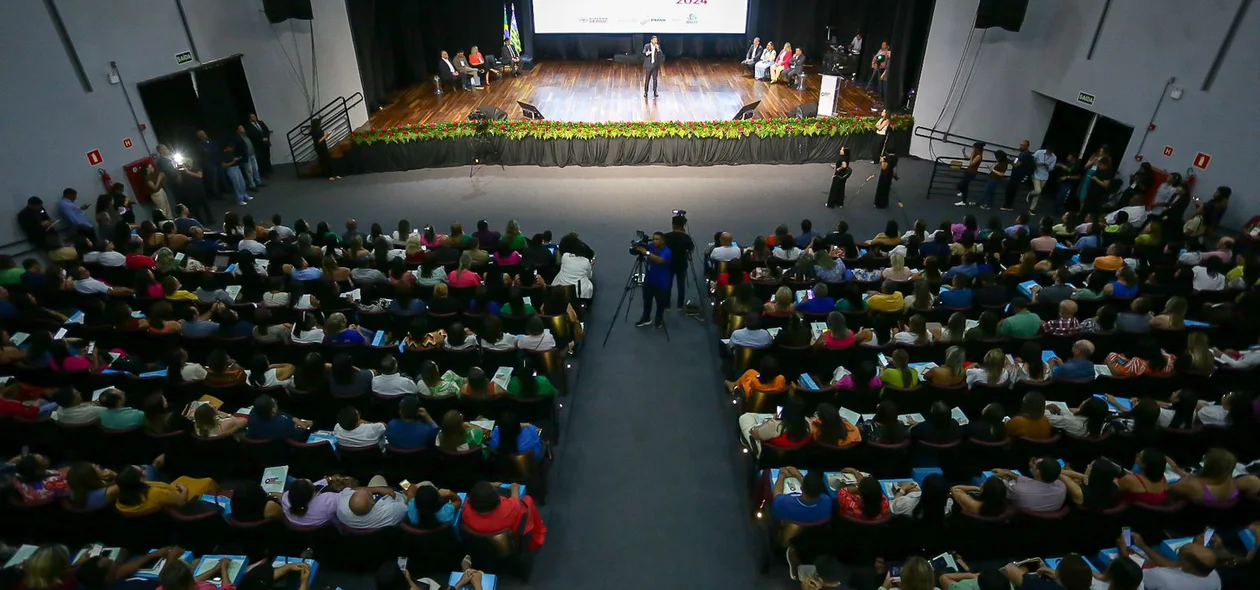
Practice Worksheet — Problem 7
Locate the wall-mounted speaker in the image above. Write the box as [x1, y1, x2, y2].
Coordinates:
[975, 0, 1028, 32]
[263, 0, 313, 24]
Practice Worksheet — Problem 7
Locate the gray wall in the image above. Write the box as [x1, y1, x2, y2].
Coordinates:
[0, 0, 366, 245]
[912, 0, 1259, 228]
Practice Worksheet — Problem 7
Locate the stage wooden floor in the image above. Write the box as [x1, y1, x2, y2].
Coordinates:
[362, 60, 882, 127]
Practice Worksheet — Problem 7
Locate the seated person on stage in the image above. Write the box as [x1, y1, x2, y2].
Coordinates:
[468, 45, 500, 79]
[453, 50, 483, 90]
[754, 42, 776, 80]
[783, 48, 805, 82]
[437, 50, 460, 89]
[501, 39, 522, 74]
[770, 467, 831, 524]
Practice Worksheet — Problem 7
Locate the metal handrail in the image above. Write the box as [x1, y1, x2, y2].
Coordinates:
[286, 92, 364, 176]
[913, 125, 1021, 157]
[925, 154, 1007, 200]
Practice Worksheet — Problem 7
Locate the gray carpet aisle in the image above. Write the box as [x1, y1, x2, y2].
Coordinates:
[220, 159, 1015, 589]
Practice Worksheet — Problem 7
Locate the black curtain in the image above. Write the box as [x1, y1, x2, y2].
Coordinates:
[138, 73, 202, 153]
[193, 57, 256, 137]
[348, 0, 517, 110]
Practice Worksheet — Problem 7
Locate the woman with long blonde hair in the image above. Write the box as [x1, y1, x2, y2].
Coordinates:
[1180, 331, 1215, 373]
[20, 544, 72, 590]
[881, 252, 914, 281]
[764, 286, 795, 314]
[925, 346, 966, 386]
[967, 348, 1010, 386]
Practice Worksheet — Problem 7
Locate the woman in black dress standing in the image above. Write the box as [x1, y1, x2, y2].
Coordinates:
[310, 117, 339, 181]
[827, 147, 851, 209]
[874, 153, 897, 209]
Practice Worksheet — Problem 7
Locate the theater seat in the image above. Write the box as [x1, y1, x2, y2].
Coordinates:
[460, 520, 534, 582]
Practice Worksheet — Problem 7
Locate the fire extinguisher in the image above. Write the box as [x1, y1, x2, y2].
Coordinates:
[98, 168, 114, 192]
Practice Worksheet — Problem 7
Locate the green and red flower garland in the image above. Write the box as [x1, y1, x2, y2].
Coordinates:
[351, 114, 913, 145]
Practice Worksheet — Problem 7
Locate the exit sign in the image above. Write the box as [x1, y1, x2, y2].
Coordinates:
[175, 51, 194, 65]
[1077, 92, 1096, 106]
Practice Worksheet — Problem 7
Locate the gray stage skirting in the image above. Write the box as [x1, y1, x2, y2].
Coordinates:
[346, 130, 907, 172]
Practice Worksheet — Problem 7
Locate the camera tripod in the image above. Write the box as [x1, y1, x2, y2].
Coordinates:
[469, 121, 503, 178]
[602, 254, 671, 347]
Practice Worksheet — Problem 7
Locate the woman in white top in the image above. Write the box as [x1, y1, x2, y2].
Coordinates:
[1196, 391, 1237, 427]
[552, 251, 594, 300]
[441, 325, 478, 351]
[965, 348, 1013, 387]
[1189, 258, 1227, 292]
[754, 42, 776, 79]
[291, 314, 326, 344]
[245, 353, 296, 389]
[1045, 397, 1109, 438]
[887, 474, 953, 518]
[413, 260, 447, 287]
[881, 252, 915, 282]
[935, 312, 968, 343]
[477, 316, 518, 352]
[1154, 389, 1201, 429]
[892, 314, 933, 346]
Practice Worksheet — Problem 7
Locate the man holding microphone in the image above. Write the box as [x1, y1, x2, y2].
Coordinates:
[643, 35, 664, 98]
[636, 231, 673, 329]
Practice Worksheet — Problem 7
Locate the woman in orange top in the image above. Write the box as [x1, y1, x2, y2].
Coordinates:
[1105, 338, 1175, 377]
[1003, 392, 1052, 439]
[812, 403, 861, 448]
[203, 349, 246, 386]
[724, 357, 789, 396]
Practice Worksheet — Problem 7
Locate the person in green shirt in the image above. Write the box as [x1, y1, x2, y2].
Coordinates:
[503, 220, 527, 250]
[500, 288, 536, 316]
[98, 389, 146, 429]
[0, 255, 22, 286]
[506, 357, 557, 398]
[416, 360, 466, 397]
[437, 409, 486, 451]
[998, 297, 1042, 338]
[939, 567, 1012, 590]
[879, 348, 920, 394]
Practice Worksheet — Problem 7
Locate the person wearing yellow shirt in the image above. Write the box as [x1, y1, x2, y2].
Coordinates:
[161, 275, 199, 301]
[865, 281, 905, 313]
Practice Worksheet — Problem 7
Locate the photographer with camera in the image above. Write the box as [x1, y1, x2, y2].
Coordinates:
[664, 213, 695, 311]
[635, 231, 673, 329]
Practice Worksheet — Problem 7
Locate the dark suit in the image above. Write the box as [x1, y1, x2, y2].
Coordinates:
[784, 53, 805, 81]
[742, 43, 761, 73]
[245, 119, 273, 175]
[197, 138, 222, 199]
[642, 43, 664, 95]
[436, 57, 459, 90]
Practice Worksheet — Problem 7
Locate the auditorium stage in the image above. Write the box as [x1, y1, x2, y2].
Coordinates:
[346, 60, 908, 172]
[364, 60, 883, 125]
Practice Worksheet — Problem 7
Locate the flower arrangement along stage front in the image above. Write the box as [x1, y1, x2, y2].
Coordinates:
[350, 114, 914, 145]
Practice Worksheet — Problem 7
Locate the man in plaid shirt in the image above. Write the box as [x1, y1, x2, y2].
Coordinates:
[1042, 300, 1081, 337]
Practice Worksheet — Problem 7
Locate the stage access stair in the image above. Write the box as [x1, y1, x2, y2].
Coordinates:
[915, 126, 1020, 201]
[286, 92, 364, 177]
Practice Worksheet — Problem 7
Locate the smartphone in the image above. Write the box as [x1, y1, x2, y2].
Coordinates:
[1204, 527, 1215, 546]
[399, 480, 412, 491]
[1122, 526, 1132, 547]
[397, 557, 408, 571]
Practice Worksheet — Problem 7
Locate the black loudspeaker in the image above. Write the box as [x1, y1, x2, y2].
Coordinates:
[975, 0, 1028, 32]
[478, 106, 508, 121]
[792, 104, 819, 119]
[263, 0, 313, 24]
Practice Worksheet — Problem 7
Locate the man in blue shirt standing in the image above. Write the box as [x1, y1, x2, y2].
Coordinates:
[635, 231, 672, 328]
[56, 188, 95, 242]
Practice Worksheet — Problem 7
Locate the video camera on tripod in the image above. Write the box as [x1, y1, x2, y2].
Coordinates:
[628, 230, 650, 256]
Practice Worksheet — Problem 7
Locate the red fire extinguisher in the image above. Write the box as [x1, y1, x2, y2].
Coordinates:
[98, 168, 114, 192]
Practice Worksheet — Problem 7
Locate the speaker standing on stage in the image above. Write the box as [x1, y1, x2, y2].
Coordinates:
[635, 232, 672, 329]
[827, 147, 851, 209]
[643, 35, 664, 98]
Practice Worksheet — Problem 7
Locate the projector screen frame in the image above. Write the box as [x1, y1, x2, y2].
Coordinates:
[530, 0, 751, 35]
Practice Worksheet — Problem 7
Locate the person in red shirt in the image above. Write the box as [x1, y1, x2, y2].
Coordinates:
[11, 453, 71, 502]
[460, 480, 547, 550]
[123, 241, 156, 270]
[468, 45, 500, 82]
[0, 382, 56, 418]
[835, 470, 890, 520]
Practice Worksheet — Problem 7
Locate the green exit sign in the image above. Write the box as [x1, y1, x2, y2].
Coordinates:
[175, 51, 194, 65]
[1077, 92, 1096, 106]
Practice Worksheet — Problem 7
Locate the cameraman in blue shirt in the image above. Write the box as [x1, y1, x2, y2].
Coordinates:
[636, 231, 673, 328]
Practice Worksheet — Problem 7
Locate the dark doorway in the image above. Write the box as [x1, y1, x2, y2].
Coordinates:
[1085, 115, 1134, 165]
[137, 55, 256, 155]
[1041, 97, 1134, 163]
[1041, 99, 1093, 159]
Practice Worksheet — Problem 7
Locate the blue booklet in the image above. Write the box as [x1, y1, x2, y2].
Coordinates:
[1093, 393, 1132, 413]
[448, 571, 497, 590]
[132, 549, 195, 580]
[201, 495, 232, 516]
[193, 555, 248, 587]
[1017, 280, 1038, 298]
[372, 331, 388, 346]
[306, 430, 338, 450]
[1044, 557, 1099, 574]
[798, 373, 819, 391]
[880, 478, 916, 500]
[1042, 350, 1059, 362]
[1243, 528, 1257, 552]
[138, 369, 168, 378]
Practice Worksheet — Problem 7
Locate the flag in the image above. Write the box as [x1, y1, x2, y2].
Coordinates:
[509, 3, 522, 54]
[503, 4, 510, 45]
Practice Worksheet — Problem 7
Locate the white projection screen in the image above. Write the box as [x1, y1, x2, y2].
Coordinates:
[532, 0, 749, 34]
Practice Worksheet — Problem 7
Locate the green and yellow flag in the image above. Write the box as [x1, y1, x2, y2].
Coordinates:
[509, 3, 522, 54]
